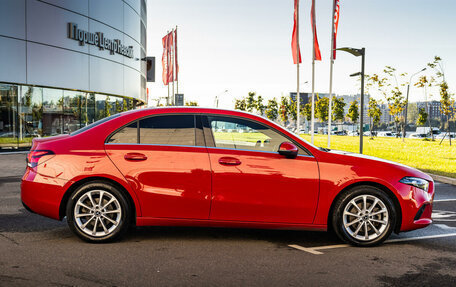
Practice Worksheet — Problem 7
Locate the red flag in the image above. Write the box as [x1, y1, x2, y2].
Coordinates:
[167, 31, 174, 83]
[174, 29, 179, 81]
[311, 0, 321, 61]
[162, 33, 170, 85]
[291, 0, 301, 64]
[332, 0, 340, 59]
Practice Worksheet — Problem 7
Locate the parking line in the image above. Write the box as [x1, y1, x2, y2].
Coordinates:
[289, 232, 456, 255]
[434, 199, 456, 202]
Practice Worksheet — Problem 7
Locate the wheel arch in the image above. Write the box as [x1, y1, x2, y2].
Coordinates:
[59, 176, 138, 225]
[327, 181, 402, 234]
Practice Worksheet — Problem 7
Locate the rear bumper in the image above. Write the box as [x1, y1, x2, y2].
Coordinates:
[21, 168, 68, 220]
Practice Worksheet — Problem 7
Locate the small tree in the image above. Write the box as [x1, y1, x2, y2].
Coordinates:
[428, 56, 454, 145]
[265, 98, 278, 121]
[331, 97, 346, 133]
[234, 98, 247, 111]
[414, 75, 434, 140]
[185, 101, 198, 106]
[256, 95, 266, 115]
[279, 96, 289, 124]
[347, 100, 359, 135]
[315, 97, 329, 123]
[367, 98, 382, 138]
[416, 108, 428, 126]
[302, 102, 312, 121]
[246, 92, 256, 113]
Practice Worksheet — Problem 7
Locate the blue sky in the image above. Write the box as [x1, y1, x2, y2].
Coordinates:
[146, 0, 456, 108]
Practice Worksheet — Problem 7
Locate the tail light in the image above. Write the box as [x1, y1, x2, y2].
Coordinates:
[26, 150, 55, 168]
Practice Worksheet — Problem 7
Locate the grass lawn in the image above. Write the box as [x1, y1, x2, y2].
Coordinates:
[301, 134, 456, 178]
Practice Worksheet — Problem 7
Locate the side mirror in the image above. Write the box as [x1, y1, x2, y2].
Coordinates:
[278, 142, 298, 159]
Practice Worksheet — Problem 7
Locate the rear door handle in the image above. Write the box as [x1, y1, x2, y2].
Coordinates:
[124, 153, 147, 161]
[218, 157, 241, 166]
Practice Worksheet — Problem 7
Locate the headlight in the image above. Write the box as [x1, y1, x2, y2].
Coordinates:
[399, 177, 429, 192]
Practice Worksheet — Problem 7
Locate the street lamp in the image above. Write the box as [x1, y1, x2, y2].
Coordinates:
[403, 67, 426, 138]
[296, 81, 308, 134]
[337, 47, 365, 154]
[215, 89, 228, 108]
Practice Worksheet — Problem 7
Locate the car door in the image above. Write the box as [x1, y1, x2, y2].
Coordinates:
[204, 115, 319, 224]
[105, 114, 212, 219]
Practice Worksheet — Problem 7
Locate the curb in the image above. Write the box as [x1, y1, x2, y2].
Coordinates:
[428, 173, 456, 186]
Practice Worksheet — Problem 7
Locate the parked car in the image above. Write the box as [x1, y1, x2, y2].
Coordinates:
[409, 133, 427, 139]
[377, 131, 394, 137]
[21, 108, 434, 246]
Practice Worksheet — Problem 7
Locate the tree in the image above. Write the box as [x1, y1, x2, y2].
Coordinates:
[331, 96, 346, 124]
[122, 99, 128, 112]
[256, 95, 266, 115]
[347, 100, 359, 135]
[234, 98, 246, 111]
[414, 75, 434, 140]
[185, 101, 198, 106]
[289, 98, 297, 121]
[265, 98, 278, 121]
[302, 103, 312, 121]
[104, 96, 111, 117]
[416, 108, 428, 126]
[315, 96, 329, 122]
[246, 92, 256, 113]
[428, 56, 454, 145]
[279, 96, 289, 124]
[367, 98, 382, 138]
[367, 66, 408, 139]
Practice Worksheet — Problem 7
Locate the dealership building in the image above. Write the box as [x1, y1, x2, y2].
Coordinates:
[0, 0, 147, 151]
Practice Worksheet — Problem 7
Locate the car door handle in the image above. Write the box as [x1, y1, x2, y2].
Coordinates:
[124, 153, 147, 161]
[218, 157, 241, 166]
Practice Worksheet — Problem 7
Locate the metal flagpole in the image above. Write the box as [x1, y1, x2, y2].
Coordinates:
[171, 29, 175, 106]
[310, 0, 316, 144]
[296, 0, 300, 135]
[175, 26, 178, 96]
[327, 0, 336, 148]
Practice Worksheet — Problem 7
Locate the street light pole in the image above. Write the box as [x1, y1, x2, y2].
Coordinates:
[337, 47, 365, 154]
[403, 67, 426, 139]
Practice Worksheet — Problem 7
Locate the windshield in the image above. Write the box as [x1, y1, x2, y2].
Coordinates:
[70, 113, 121, 136]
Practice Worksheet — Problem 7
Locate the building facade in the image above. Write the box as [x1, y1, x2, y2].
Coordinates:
[0, 0, 147, 151]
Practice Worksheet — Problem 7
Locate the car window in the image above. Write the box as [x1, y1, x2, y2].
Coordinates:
[107, 122, 137, 144]
[139, 115, 195, 146]
[207, 116, 297, 153]
[71, 113, 121, 136]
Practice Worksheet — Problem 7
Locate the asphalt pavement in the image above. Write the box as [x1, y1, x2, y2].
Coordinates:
[1, 153, 456, 286]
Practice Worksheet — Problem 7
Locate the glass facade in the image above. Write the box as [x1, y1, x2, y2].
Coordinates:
[0, 83, 137, 151]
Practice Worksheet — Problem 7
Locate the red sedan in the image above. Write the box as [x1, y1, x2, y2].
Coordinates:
[21, 108, 434, 246]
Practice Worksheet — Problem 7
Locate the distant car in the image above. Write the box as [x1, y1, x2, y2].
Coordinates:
[435, 133, 455, 139]
[409, 133, 427, 139]
[332, 130, 347, 136]
[347, 131, 359, 136]
[22, 108, 434, 246]
[377, 131, 394, 137]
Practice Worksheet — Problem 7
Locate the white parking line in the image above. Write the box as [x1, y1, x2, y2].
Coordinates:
[289, 232, 456, 255]
[434, 199, 456, 202]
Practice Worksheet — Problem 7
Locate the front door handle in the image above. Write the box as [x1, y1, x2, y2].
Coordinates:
[124, 152, 147, 161]
[218, 157, 241, 166]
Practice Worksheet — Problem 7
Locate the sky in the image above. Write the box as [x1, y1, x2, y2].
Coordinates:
[146, 0, 456, 108]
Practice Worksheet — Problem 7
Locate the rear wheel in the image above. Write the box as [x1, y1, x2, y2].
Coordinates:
[332, 186, 396, 247]
[66, 182, 130, 243]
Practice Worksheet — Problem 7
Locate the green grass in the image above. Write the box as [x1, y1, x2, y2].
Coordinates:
[301, 134, 456, 178]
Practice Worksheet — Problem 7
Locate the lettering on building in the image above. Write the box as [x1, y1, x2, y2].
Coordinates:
[68, 23, 134, 58]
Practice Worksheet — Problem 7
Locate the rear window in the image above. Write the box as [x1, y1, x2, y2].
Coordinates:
[71, 114, 121, 136]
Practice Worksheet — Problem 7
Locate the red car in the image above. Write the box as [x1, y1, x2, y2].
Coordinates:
[21, 108, 434, 246]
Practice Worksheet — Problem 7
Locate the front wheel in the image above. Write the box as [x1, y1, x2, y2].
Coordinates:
[66, 182, 130, 243]
[332, 186, 396, 247]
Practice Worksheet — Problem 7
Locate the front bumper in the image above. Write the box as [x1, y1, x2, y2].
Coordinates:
[398, 180, 434, 232]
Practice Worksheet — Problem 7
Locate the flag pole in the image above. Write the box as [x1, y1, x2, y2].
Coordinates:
[175, 26, 179, 96]
[296, 0, 300, 135]
[310, 0, 316, 144]
[327, 0, 336, 148]
[171, 29, 175, 106]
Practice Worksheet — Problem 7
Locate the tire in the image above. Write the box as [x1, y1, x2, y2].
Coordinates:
[66, 181, 130, 243]
[331, 186, 396, 247]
